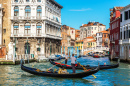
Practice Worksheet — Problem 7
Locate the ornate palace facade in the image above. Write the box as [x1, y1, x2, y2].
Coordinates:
[9, 0, 63, 59]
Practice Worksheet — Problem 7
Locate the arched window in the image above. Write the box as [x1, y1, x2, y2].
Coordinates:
[37, 23, 42, 35]
[14, 6, 19, 16]
[26, 0, 29, 2]
[37, 6, 42, 16]
[25, 6, 31, 17]
[25, 22, 31, 35]
[14, 0, 18, 2]
[13, 23, 19, 35]
[37, 0, 41, 2]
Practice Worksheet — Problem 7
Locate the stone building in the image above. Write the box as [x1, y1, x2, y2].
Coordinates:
[0, 4, 3, 45]
[119, 4, 130, 62]
[9, 0, 63, 59]
[110, 7, 123, 59]
[0, 0, 11, 52]
[80, 22, 106, 40]
[61, 25, 68, 54]
[96, 30, 110, 48]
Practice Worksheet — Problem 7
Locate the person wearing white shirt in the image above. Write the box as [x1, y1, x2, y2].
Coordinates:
[70, 54, 76, 73]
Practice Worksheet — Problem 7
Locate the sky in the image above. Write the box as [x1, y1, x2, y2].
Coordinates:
[55, 0, 130, 30]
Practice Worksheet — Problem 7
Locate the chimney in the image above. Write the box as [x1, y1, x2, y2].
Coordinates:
[82, 24, 84, 26]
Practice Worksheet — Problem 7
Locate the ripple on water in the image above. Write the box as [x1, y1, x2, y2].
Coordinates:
[0, 57, 130, 86]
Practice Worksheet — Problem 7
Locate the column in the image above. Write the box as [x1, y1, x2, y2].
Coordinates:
[42, 21, 45, 35]
[49, 25, 50, 34]
[61, 46, 62, 55]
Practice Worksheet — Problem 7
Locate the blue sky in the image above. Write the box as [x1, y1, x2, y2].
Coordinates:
[55, 0, 130, 30]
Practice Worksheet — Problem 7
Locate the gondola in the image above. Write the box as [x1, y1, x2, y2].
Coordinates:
[49, 59, 119, 70]
[21, 64, 99, 78]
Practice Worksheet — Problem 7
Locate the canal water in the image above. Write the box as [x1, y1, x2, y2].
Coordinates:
[0, 57, 130, 86]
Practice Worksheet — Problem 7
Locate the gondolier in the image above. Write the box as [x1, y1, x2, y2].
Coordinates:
[70, 54, 76, 73]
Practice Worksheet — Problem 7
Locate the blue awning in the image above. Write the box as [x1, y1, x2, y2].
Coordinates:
[56, 17, 59, 22]
[37, 9, 42, 11]
[25, 26, 30, 28]
[14, 26, 19, 28]
[14, 9, 19, 11]
[37, 26, 42, 28]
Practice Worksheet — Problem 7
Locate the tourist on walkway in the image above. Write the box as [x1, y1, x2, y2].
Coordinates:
[70, 54, 76, 73]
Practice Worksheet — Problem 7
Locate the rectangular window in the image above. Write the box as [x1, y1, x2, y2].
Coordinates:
[125, 11, 128, 20]
[120, 32, 122, 39]
[120, 14, 122, 22]
[3, 29, 6, 34]
[129, 30, 130, 38]
[124, 31, 125, 39]
[127, 29, 129, 39]
[129, 10, 130, 19]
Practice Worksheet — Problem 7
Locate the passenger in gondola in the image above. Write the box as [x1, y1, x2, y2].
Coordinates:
[58, 67, 68, 74]
[65, 53, 68, 64]
[69, 54, 76, 73]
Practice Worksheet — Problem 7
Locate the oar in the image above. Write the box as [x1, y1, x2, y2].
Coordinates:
[76, 61, 97, 78]
[47, 59, 65, 70]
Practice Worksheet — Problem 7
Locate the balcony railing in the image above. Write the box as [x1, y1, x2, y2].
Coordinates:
[11, 16, 61, 24]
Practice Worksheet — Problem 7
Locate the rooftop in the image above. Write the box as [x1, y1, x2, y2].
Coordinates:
[50, 0, 63, 9]
[97, 30, 109, 34]
[87, 40, 96, 42]
[80, 22, 105, 27]
[76, 40, 83, 42]
[86, 36, 94, 39]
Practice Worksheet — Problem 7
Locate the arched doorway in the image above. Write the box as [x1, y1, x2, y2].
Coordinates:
[24, 42, 30, 54]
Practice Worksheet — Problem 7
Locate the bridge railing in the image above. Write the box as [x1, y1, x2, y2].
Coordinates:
[83, 47, 109, 52]
[6, 54, 34, 60]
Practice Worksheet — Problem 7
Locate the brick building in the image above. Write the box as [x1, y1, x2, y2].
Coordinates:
[110, 7, 124, 59]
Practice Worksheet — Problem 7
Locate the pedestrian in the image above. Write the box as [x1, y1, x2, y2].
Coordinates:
[65, 53, 68, 64]
[70, 54, 76, 73]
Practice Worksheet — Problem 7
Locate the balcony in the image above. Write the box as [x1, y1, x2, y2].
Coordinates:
[11, 33, 46, 38]
[11, 16, 61, 25]
[122, 39, 130, 44]
[46, 34, 62, 40]
[119, 40, 122, 44]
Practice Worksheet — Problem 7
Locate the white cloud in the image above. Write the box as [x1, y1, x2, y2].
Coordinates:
[69, 8, 92, 11]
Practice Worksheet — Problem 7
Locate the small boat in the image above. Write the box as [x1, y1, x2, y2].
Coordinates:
[93, 54, 100, 58]
[21, 64, 99, 78]
[49, 59, 119, 70]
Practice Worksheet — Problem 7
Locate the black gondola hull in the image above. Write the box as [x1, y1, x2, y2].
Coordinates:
[49, 60, 119, 70]
[21, 64, 99, 78]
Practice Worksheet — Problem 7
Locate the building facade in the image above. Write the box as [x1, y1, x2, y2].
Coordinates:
[61, 25, 68, 54]
[96, 30, 110, 48]
[110, 7, 123, 59]
[0, 0, 11, 52]
[75, 30, 80, 41]
[9, 0, 63, 59]
[0, 4, 3, 45]
[119, 4, 130, 62]
[80, 22, 106, 40]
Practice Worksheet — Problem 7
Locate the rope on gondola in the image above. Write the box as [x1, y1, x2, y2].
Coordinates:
[76, 61, 97, 78]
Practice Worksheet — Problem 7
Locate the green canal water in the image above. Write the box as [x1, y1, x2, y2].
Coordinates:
[0, 57, 130, 86]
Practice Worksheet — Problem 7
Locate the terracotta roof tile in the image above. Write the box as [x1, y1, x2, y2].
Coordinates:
[76, 40, 83, 42]
[115, 7, 124, 10]
[87, 40, 96, 42]
[86, 36, 93, 39]
[97, 30, 109, 33]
